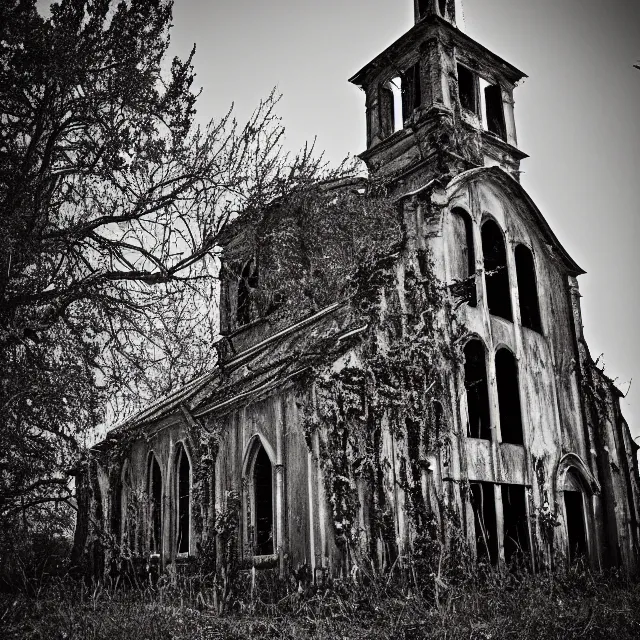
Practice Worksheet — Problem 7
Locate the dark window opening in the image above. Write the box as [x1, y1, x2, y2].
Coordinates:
[450, 208, 477, 306]
[122, 469, 131, 541]
[379, 82, 395, 139]
[176, 446, 191, 554]
[464, 340, 491, 440]
[484, 83, 506, 140]
[495, 349, 523, 445]
[402, 62, 421, 116]
[417, 0, 429, 19]
[515, 245, 542, 332]
[501, 484, 529, 563]
[254, 445, 274, 556]
[148, 455, 162, 554]
[457, 64, 477, 114]
[565, 490, 587, 562]
[111, 476, 122, 540]
[237, 259, 258, 326]
[434, 401, 444, 443]
[438, 0, 447, 18]
[481, 219, 512, 321]
[470, 482, 498, 564]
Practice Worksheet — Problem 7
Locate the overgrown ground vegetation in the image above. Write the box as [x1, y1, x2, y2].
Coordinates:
[2, 566, 640, 639]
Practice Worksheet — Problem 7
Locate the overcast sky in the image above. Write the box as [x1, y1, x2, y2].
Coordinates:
[165, 0, 640, 436]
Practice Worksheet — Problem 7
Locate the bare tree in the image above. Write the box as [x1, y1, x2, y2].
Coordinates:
[0, 0, 333, 529]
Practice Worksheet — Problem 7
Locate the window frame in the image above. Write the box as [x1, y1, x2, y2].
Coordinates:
[242, 435, 278, 559]
[174, 442, 192, 558]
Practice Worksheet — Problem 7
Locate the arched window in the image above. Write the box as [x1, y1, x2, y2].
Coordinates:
[450, 207, 477, 306]
[515, 244, 542, 332]
[147, 454, 163, 554]
[481, 219, 512, 321]
[252, 443, 274, 556]
[175, 444, 191, 555]
[389, 77, 403, 133]
[563, 469, 588, 562]
[237, 258, 258, 327]
[464, 339, 491, 440]
[495, 348, 523, 445]
[379, 82, 395, 139]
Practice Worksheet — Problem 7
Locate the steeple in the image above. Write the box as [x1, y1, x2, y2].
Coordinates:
[349, 1, 527, 194]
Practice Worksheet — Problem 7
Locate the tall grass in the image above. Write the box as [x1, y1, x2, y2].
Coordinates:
[2, 564, 640, 639]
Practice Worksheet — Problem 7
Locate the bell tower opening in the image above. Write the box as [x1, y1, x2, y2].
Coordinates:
[351, 0, 526, 188]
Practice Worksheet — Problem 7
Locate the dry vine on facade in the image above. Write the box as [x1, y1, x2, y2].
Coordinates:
[73, 0, 640, 583]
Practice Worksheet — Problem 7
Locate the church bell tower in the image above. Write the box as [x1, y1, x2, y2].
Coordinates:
[349, 0, 527, 195]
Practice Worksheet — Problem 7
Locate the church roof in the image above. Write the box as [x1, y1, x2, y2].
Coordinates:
[95, 300, 363, 448]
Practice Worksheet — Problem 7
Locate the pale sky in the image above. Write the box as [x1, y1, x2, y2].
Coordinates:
[166, 0, 640, 437]
[38, 0, 640, 439]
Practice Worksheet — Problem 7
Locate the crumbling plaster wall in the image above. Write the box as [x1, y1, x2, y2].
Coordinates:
[431, 173, 603, 565]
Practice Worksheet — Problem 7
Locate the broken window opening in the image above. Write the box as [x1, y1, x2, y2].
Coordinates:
[438, 0, 447, 18]
[495, 348, 523, 445]
[175, 444, 191, 555]
[457, 64, 478, 114]
[564, 478, 587, 563]
[417, 0, 429, 20]
[253, 444, 274, 556]
[389, 77, 404, 133]
[147, 454, 162, 554]
[501, 484, 529, 563]
[515, 244, 542, 332]
[481, 219, 512, 321]
[401, 62, 422, 118]
[450, 207, 477, 306]
[464, 339, 491, 440]
[434, 400, 444, 443]
[470, 482, 498, 564]
[111, 474, 122, 541]
[237, 258, 259, 327]
[379, 82, 395, 139]
[484, 83, 506, 140]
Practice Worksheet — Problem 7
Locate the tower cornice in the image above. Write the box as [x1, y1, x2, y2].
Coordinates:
[349, 14, 526, 89]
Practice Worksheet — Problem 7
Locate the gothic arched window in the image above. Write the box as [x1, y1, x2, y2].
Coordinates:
[175, 444, 191, 555]
[464, 339, 491, 440]
[147, 454, 163, 554]
[451, 207, 477, 306]
[495, 348, 523, 445]
[481, 219, 512, 321]
[515, 244, 542, 332]
[251, 442, 274, 556]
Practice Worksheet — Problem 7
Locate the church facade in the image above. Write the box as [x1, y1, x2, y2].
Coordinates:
[73, 0, 640, 578]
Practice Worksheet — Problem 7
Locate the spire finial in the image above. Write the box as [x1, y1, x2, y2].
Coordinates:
[414, 0, 464, 30]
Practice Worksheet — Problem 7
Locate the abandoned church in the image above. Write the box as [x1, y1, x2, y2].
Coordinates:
[73, 0, 640, 580]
